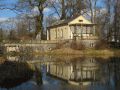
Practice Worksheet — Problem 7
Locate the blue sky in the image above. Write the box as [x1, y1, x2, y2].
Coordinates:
[0, 0, 18, 21]
[0, 10, 16, 18]
[0, 0, 52, 21]
[0, 0, 104, 22]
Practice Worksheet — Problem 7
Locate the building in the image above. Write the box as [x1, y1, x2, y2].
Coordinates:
[47, 15, 98, 47]
[47, 57, 100, 84]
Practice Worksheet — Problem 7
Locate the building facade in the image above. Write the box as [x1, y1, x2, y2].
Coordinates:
[47, 15, 98, 41]
[47, 16, 99, 47]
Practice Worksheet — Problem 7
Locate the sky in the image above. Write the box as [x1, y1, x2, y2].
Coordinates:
[0, 0, 17, 21]
[0, 0, 54, 22]
[0, 0, 105, 22]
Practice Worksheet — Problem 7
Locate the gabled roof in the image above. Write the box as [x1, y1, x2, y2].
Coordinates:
[68, 15, 93, 25]
[47, 15, 94, 28]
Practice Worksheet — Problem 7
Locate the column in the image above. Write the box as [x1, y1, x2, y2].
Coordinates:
[86, 26, 88, 39]
[47, 29, 50, 40]
[93, 26, 96, 36]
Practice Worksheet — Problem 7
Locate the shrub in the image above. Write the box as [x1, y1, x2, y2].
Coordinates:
[55, 42, 63, 49]
[70, 41, 85, 50]
[95, 40, 110, 50]
[54, 40, 69, 49]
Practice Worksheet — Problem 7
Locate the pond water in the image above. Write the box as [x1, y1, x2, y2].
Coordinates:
[0, 55, 120, 90]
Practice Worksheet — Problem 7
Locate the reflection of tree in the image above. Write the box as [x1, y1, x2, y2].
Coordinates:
[101, 57, 120, 89]
[34, 64, 43, 85]
[0, 61, 34, 88]
[69, 58, 100, 82]
[112, 57, 120, 90]
[47, 57, 120, 89]
[104, 57, 120, 90]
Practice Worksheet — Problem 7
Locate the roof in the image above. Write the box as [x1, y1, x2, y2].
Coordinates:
[48, 18, 74, 28]
[47, 15, 94, 28]
[69, 15, 93, 25]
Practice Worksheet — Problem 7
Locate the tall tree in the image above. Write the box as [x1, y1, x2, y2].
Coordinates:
[9, 30, 17, 40]
[66, 0, 86, 18]
[60, 0, 66, 20]
[16, 0, 48, 39]
[86, 0, 98, 23]
[0, 28, 3, 42]
[49, 0, 86, 20]
[114, 0, 120, 43]
[104, 0, 114, 40]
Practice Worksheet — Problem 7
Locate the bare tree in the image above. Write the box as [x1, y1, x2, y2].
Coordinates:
[86, 0, 98, 23]
[114, 0, 120, 43]
[49, 0, 86, 20]
[16, 0, 49, 39]
[66, 0, 86, 18]
[0, 28, 3, 42]
[8, 30, 17, 41]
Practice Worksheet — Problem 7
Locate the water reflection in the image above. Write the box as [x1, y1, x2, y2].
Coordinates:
[4, 55, 120, 90]
[47, 58, 100, 83]
[46, 57, 120, 90]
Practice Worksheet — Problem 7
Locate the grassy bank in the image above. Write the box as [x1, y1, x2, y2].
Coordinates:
[33, 48, 120, 57]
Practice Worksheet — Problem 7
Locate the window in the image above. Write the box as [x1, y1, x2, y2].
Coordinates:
[61, 29, 63, 38]
[55, 29, 57, 39]
[79, 20, 83, 22]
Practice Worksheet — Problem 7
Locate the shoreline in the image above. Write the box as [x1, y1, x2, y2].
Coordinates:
[3, 48, 120, 59]
[33, 48, 120, 57]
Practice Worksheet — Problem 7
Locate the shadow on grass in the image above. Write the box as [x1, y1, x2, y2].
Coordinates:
[0, 61, 34, 88]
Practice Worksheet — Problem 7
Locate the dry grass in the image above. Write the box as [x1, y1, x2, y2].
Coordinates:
[0, 57, 6, 64]
[50, 48, 83, 55]
[51, 48, 113, 54]
[33, 48, 120, 58]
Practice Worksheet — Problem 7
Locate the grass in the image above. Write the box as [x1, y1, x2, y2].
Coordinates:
[33, 48, 120, 57]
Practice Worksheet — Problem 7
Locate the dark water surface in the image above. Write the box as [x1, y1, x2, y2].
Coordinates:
[0, 56, 120, 90]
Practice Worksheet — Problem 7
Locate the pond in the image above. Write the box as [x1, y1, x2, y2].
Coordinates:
[0, 55, 120, 90]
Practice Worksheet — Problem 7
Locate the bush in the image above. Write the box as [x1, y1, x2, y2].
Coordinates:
[55, 42, 63, 49]
[54, 40, 69, 49]
[95, 40, 110, 50]
[70, 41, 85, 50]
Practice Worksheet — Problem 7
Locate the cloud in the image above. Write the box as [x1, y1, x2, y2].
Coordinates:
[31, 7, 51, 16]
[43, 7, 51, 13]
[32, 7, 39, 12]
[32, 7, 51, 13]
[31, 7, 39, 16]
[0, 17, 8, 22]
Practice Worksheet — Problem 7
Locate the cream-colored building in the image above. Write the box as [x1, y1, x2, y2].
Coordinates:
[47, 15, 98, 41]
[47, 58, 100, 82]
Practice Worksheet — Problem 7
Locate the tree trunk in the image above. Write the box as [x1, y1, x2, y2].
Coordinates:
[35, 5, 44, 40]
[60, 0, 66, 20]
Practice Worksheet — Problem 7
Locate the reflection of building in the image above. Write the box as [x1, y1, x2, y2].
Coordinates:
[47, 15, 98, 47]
[70, 58, 100, 81]
[47, 62, 73, 80]
[47, 58, 100, 84]
[7, 56, 19, 61]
